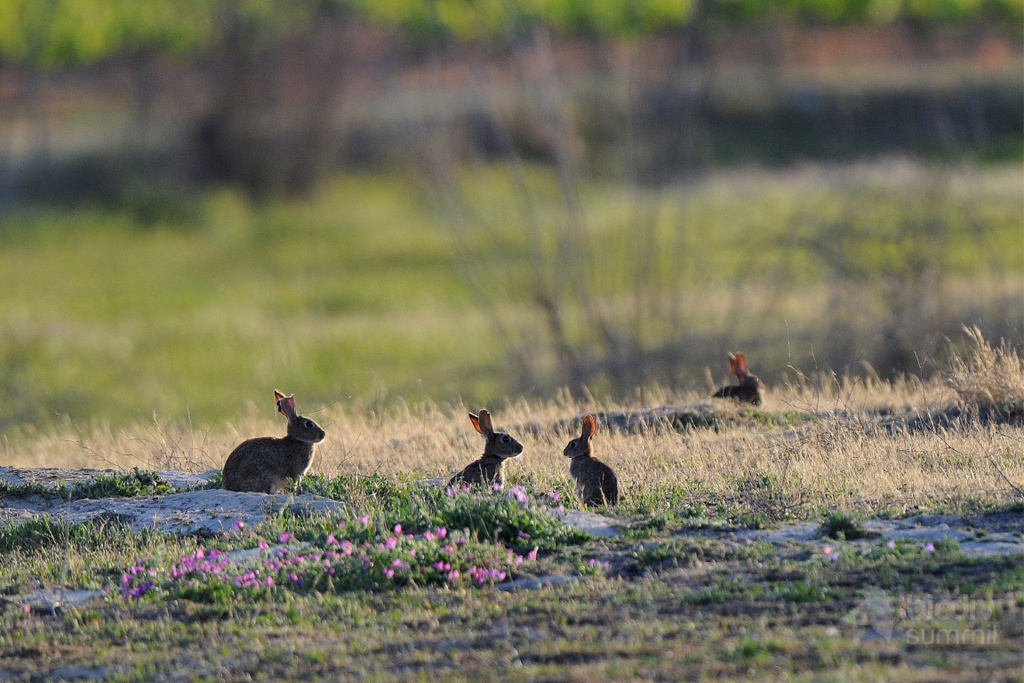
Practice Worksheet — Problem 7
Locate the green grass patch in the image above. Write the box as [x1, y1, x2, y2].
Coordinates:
[0, 477, 1021, 681]
[819, 511, 875, 541]
[0, 467, 208, 501]
[1, 163, 1021, 434]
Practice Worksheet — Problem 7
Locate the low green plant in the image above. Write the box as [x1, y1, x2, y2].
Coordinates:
[0, 468, 184, 501]
[118, 516, 540, 601]
[819, 511, 874, 541]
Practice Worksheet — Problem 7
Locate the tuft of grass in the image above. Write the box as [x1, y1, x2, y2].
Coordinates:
[818, 511, 874, 541]
[0, 467, 191, 501]
[296, 475, 588, 552]
[71, 468, 178, 499]
[633, 538, 770, 571]
[945, 326, 1024, 415]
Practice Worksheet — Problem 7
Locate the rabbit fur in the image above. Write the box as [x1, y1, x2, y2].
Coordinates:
[563, 414, 619, 507]
[222, 390, 325, 493]
[712, 352, 764, 406]
[448, 409, 523, 488]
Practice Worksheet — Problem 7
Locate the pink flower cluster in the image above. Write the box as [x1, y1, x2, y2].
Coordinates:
[169, 548, 230, 579]
[466, 565, 507, 584]
[118, 514, 540, 599]
[120, 562, 158, 599]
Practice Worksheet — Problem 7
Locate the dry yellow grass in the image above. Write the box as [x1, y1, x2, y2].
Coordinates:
[945, 325, 1024, 412]
[4, 348, 1021, 517]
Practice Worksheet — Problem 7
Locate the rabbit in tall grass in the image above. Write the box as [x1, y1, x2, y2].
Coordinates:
[563, 414, 619, 507]
[448, 409, 523, 488]
[222, 390, 326, 493]
[711, 352, 764, 406]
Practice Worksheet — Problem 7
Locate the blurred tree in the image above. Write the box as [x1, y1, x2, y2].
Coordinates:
[0, 0, 1018, 199]
[4, 0, 1019, 66]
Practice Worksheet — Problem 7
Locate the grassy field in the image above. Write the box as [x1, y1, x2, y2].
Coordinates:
[0, 160, 1021, 437]
[0, 333, 1021, 681]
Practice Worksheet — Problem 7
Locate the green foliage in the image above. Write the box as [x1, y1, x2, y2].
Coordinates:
[0, 517, 145, 554]
[2, 0, 1020, 66]
[634, 537, 768, 569]
[73, 468, 178, 499]
[0, 0, 325, 66]
[819, 511, 874, 540]
[115, 493, 574, 599]
[298, 476, 588, 552]
[0, 468, 203, 501]
[775, 580, 834, 603]
[354, 0, 1024, 38]
[428, 486, 589, 551]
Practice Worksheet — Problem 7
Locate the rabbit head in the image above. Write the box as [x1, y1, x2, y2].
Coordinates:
[276, 390, 326, 444]
[728, 353, 762, 389]
[469, 409, 523, 460]
[563, 414, 618, 506]
[564, 414, 598, 459]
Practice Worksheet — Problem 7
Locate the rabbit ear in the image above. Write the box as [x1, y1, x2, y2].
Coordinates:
[468, 412, 484, 435]
[581, 414, 598, 439]
[476, 409, 494, 436]
[728, 353, 739, 376]
[733, 353, 748, 374]
[275, 391, 296, 419]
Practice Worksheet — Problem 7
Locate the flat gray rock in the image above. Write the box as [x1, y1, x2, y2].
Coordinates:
[5, 589, 105, 614]
[738, 515, 1024, 558]
[589, 403, 719, 434]
[558, 509, 621, 537]
[737, 522, 820, 543]
[497, 574, 579, 592]
[48, 666, 110, 681]
[2, 488, 345, 537]
[0, 466, 218, 492]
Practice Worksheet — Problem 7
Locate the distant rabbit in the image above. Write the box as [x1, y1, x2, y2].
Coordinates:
[712, 352, 764, 406]
[563, 414, 619, 507]
[448, 409, 524, 488]
[222, 390, 326, 493]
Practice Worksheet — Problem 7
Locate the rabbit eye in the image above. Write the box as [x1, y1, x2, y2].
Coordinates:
[304, 420, 314, 429]
[500, 435, 511, 443]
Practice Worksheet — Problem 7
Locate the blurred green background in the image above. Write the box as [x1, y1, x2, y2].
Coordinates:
[0, 0, 1021, 436]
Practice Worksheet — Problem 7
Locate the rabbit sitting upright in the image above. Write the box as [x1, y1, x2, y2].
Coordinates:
[448, 409, 523, 489]
[563, 414, 619, 507]
[712, 352, 764, 406]
[222, 390, 325, 493]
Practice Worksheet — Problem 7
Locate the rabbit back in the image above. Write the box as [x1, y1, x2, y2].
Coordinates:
[448, 456, 504, 488]
[569, 456, 619, 507]
[222, 436, 315, 493]
[712, 383, 763, 406]
[712, 352, 764, 406]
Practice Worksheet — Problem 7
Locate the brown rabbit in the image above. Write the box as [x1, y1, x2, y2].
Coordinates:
[563, 414, 619, 507]
[222, 390, 326, 493]
[712, 352, 764, 406]
[448, 409, 524, 488]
